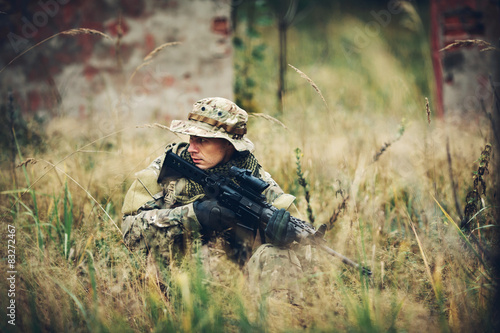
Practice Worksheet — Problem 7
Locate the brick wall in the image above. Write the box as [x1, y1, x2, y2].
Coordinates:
[0, 0, 233, 128]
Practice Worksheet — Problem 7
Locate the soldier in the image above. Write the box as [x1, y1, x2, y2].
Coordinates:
[121, 97, 307, 304]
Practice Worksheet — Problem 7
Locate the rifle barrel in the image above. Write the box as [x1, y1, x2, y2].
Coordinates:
[316, 242, 372, 276]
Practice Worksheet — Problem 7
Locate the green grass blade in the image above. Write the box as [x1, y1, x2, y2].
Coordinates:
[50, 277, 91, 331]
[431, 194, 488, 268]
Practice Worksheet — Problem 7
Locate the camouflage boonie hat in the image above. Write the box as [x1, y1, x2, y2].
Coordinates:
[170, 97, 255, 152]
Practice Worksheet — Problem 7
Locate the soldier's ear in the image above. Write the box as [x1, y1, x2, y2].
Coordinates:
[225, 141, 236, 157]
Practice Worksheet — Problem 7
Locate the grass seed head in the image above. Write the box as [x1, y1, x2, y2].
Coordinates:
[425, 97, 431, 125]
[439, 39, 493, 52]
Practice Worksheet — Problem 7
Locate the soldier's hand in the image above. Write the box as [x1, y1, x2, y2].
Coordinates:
[193, 199, 238, 232]
[265, 208, 295, 246]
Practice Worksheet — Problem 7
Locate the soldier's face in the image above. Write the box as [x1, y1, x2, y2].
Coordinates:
[188, 136, 235, 169]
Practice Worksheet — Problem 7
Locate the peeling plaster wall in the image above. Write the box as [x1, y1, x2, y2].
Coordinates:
[0, 0, 234, 129]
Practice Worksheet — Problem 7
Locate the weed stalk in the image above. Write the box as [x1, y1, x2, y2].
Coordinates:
[328, 192, 349, 230]
[461, 143, 492, 231]
[13, 129, 44, 252]
[295, 147, 315, 223]
[373, 118, 406, 162]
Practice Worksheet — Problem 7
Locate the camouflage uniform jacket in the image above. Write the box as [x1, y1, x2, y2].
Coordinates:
[121, 142, 298, 264]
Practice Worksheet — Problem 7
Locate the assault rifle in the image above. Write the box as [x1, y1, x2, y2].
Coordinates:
[158, 150, 372, 276]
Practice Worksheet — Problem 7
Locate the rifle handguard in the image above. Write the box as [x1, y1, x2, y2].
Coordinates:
[265, 208, 295, 247]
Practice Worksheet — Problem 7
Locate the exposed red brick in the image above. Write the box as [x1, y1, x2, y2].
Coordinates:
[212, 17, 229, 36]
[162, 76, 176, 87]
[28, 90, 42, 111]
[84, 65, 99, 80]
[62, 5, 78, 25]
[27, 66, 45, 81]
[144, 33, 155, 54]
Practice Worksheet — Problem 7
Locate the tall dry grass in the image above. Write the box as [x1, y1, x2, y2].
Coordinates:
[1, 11, 498, 333]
